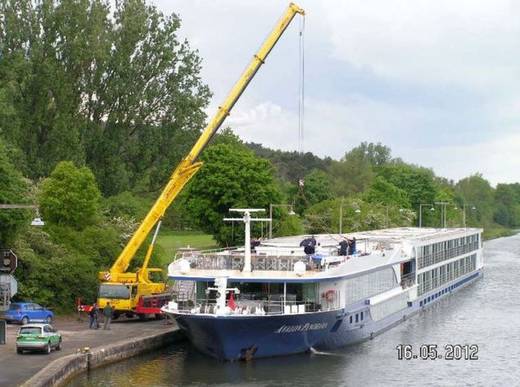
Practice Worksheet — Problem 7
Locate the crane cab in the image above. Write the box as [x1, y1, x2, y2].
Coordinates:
[97, 280, 166, 318]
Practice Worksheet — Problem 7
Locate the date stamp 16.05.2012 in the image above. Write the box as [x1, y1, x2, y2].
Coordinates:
[395, 344, 479, 360]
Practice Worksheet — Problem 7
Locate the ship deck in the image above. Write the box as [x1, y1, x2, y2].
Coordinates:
[266, 227, 483, 247]
[168, 249, 411, 283]
[168, 227, 483, 283]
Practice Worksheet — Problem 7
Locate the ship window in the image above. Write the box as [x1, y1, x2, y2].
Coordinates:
[355, 314, 359, 323]
[361, 311, 364, 320]
[349, 316, 353, 324]
[427, 296, 431, 302]
[420, 301, 423, 306]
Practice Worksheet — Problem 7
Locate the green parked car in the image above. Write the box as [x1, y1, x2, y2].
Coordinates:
[16, 324, 62, 354]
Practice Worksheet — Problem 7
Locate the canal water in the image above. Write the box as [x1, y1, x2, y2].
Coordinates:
[69, 234, 520, 386]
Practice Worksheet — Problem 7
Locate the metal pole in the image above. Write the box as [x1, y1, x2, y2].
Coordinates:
[269, 204, 273, 239]
[339, 197, 344, 234]
[434, 202, 449, 228]
[283, 282, 287, 310]
[244, 210, 251, 272]
[0, 204, 37, 209]
[419, 204, 423, 228]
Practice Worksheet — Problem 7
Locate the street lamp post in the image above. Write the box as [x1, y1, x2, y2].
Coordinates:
[0, 204, 44, 226]
[339, 197, 344, 234]
[419, 203, 434, 228]
[354, 208, 361, 231]
[434, 201, 449, 228]
[462, 204, 477, 228]
[269, 203, 295, 239]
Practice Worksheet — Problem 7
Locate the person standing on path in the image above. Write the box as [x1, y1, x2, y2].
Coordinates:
[89, 303, 99, 329]
[103, 302, 113, 330]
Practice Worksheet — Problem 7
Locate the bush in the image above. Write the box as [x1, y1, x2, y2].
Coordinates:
[39, 161, 101, 228]
[14, 227, 98, 311]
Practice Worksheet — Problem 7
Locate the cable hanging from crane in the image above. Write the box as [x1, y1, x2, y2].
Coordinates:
[298, 13, 305, 155]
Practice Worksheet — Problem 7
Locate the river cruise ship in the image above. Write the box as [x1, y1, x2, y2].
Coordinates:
[162, 220, 483, 361]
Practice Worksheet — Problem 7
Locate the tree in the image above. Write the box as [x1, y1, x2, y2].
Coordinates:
[348, 142, 392, 168]
[329, 149, 375, 196]
[494, 184, 520, 227]
[0, 138, 30, 246]
[364, 176, 410, 208]
[186, 143, 282, 245]
[247, 142, 332, 183]
[292, 169, 333, 214]
[14, 227, 98, 311]
[39, 161, 101, 228]
[276, 214, 304, 237]
[0, 0, 210, 194]
[455, 174, 494, 226]
[378, 162, 437, 206]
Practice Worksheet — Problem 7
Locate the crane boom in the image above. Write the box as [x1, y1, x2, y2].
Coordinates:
[101, 2, 305, 279]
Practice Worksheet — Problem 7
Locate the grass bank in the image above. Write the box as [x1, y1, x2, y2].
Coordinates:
[156, 230, 217, 267]
[483, 227, 516, 241]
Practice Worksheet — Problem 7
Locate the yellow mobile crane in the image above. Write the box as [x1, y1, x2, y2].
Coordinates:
[97, 3, 305, 318]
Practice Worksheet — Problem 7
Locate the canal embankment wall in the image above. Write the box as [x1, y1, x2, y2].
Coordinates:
[21, 327, 184, 387]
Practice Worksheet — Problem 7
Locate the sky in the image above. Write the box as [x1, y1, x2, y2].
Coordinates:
[152, 0, 520, 185]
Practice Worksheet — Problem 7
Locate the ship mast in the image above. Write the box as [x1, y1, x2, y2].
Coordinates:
[224, 209, 271, 272]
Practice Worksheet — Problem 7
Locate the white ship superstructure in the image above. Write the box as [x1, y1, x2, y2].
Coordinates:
[162, 227, 483, 360]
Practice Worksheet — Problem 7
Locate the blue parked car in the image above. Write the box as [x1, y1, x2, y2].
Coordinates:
[3, 303, 54, 325]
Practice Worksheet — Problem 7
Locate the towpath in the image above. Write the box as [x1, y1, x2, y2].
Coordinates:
[0, 316, 176, 387]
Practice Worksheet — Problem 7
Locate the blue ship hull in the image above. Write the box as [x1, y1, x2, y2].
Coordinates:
[172, 269, 483, 361]
[175, 309, 341, 360]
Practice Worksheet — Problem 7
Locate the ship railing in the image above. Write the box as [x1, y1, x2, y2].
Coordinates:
[184, 254, 328, 272]
[174, 246, 242, 261]
[173, 298, 336, 316]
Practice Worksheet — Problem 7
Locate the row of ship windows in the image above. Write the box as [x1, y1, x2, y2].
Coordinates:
[417, 234, 480, 269]
[419, 273, 476, 307]
[349, 311, 364, 324]
[418, 234, 480, 257]
[417, 254, 477, 296]
[420, 287, 450, 306]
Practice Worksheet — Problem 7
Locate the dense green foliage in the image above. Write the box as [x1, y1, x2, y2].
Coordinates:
[39, 161, 101, 228]
[249, 141, 520, 231]
[246, 142, 332, 182]
[0, 138, 30, 245]
[1, 1, 519, 314]
[14, 227, 99, 312]
[186, 141, 282, 245]
[0, 0, 210, 194]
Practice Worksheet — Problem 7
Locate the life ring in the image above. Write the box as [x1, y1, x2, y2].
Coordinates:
[324, 290, 335, 302]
